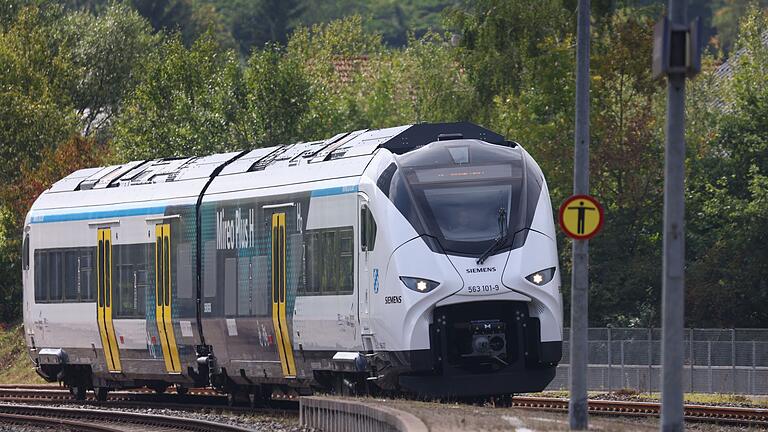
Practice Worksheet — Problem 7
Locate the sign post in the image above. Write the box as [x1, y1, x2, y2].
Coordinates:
[568, 0, 591, 429]
[652, 1, 701, 431]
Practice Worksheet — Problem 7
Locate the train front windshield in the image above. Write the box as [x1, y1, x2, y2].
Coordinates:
[390, 139, 540, 256]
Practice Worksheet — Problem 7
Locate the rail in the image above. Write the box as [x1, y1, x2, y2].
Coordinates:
[511, 396, 768, 426]
[0, 403, 255, 431]
[300, 396, 428, 432]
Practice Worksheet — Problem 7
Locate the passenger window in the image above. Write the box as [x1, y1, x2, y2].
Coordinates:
[34, 250, 46, 302]
[79, 249, 96, 301]
[302, 226, 354, 296]
[360, 206, 377, 252]
[49, 251, 62, 301]
[64, 252, 78, 300]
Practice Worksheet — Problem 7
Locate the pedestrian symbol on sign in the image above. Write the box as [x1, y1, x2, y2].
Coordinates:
[567, 201, 596, 234]
[559, 195, 604, 240]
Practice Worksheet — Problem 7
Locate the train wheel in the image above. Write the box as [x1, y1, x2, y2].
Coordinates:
[94, 387, 109, 401]
[70, 385, 87, 401]
[175, 385, 188, 396]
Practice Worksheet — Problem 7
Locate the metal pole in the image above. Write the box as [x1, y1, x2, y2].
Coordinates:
[649, 328, 653, 394]
[608, 328, 613, 392]
[690, 329, 695, 392]
[661, 0, 687, 429]
[732, 329, 737, 393]
[569, 0, 590, 429]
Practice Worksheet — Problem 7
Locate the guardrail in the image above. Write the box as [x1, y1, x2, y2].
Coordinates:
[299, 396, 428, 432]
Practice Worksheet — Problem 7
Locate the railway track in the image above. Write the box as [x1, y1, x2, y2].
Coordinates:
[1, 385, 766, 429]
[511, 396, 768, 427]
[0, 403, 255, 431]
[0, 384, 297, 411]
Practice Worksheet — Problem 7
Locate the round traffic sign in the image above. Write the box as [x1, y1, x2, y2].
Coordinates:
[559, 195, 604, 240]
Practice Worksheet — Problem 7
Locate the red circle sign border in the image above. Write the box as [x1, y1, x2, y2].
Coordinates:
[558, 194, 604, 240]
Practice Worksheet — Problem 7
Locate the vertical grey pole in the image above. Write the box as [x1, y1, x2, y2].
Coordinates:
[569, 0, 590, 429]
[661, 0, 687, 429]
[690, 329, 694, 392]
[608, 328, 613, 392]
[732, 329, 737, 393]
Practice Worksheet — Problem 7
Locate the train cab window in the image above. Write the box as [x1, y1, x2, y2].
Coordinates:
[302, 226, 354, 296]
[22, 234, 29, 270]
[360, 206, 377, 252]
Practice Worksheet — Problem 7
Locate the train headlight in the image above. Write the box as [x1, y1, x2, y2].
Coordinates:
[399, 276, 440, 293]
[525, 267, 556, 286]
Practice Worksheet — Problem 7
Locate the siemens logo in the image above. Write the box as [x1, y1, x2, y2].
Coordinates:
[466, 267, 497, 274]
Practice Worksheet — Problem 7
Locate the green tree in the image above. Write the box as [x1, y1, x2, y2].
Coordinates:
[0, 5, 78, 183]
[113, 32, 247, 160]
[444, 0, 572, 115]
[57, 3, 160, 135]
[686, 7, 768, 327]
[243, 44, 312, 146]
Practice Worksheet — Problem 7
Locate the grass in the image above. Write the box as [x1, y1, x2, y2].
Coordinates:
[529, 389, 768, 408]
[0, 324, 45, 384]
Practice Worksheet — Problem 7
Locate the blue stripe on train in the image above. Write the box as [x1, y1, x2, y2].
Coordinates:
[29, 206, 167, 224]
[310, 185, 358, 197]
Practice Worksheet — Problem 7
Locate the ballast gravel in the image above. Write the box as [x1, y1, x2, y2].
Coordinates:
[0, 401, 315, 432]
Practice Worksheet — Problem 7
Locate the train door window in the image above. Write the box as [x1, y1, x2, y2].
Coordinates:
[104, 239, 111, 307]
[34, 250, 46, 302]
[163, 236, 170, 307]
[360, 206, 377, 252]
[64, 251, 79, 301]
[22, 234, 29, 270]
[98, 240, 105, 307]
[156, 235, 164, 307]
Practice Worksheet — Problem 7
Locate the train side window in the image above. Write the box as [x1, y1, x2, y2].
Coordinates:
[302, 226, 354, 296]
[114, 243, 150, 318]
[34, 250, 46, 302]
[22, 234, 29, 270]
[79, 249, 96, 301]
[360, 206, 377, 252]
[49, 251, 63, 302]
[338, 227, 353, 294]
[64, 251, 78, 301]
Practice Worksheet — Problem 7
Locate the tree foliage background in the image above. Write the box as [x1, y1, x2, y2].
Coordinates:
[1, 0, 767, 327]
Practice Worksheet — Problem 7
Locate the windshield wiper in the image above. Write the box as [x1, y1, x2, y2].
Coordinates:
[476, 207, 507, 265]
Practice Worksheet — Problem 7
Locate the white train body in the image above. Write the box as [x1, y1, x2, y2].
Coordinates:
[22, 123, 562, 397]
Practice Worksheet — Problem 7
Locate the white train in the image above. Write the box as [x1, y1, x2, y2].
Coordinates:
[22, 122, 562, 400]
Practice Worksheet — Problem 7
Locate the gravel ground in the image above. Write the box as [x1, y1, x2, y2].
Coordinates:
[0, 401, 314, 432]
[351, 397, 767, 431]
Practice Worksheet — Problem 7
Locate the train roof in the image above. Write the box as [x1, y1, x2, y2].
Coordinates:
[28, 122, 511, 219]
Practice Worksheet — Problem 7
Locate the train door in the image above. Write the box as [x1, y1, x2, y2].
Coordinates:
[155, 224, 181, 374]
[358, 194, 374, 341]
[271, 212, 297, 377]
[96, 228, 121, 373]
